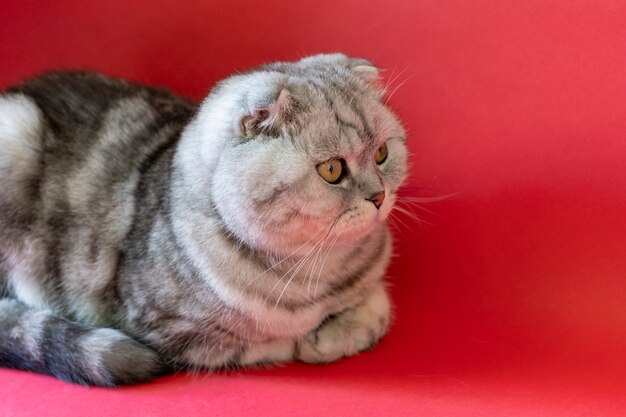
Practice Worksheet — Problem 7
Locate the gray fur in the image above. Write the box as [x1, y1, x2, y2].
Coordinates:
[0, 54, 408, 385]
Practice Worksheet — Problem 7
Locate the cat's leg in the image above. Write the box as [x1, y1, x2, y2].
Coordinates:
[236, 284, 391, 367]
[296, 283, 391, 363]
[237, 339, 297, 366]
[0, 298, 169, 386]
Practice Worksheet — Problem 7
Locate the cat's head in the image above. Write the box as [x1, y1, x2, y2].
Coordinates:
[181, 54, 408, 255]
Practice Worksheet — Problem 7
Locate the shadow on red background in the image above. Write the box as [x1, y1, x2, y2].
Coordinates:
[2, 1, 626, 415]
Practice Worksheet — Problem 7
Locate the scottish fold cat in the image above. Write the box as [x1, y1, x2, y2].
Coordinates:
[0, 54, 408, 385]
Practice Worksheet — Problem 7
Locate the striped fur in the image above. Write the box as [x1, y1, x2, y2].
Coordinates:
[0, 54, 408, 385]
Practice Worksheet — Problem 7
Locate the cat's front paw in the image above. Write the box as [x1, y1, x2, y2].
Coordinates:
[296, 285, 390, 363]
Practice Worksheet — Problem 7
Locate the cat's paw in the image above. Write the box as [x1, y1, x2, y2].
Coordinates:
[296, 286, 390, 363]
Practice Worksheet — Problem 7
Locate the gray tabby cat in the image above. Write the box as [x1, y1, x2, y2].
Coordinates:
[0, 54, 408, 386]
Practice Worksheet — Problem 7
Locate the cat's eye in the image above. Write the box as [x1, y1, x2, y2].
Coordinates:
[374, 143, 388, 164]
[317, 158, 345, 184]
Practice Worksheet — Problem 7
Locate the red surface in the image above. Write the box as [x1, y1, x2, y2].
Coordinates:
[2, 1, 626, 415]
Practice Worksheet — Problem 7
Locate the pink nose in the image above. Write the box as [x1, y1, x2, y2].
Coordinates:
[367, 191, 385, 209]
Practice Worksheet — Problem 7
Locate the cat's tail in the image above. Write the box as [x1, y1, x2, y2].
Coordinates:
[0, 298, 169, 386]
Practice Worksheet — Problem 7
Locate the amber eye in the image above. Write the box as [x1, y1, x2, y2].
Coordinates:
[374, 143, 388, 164]
[317, 158, 345, 184]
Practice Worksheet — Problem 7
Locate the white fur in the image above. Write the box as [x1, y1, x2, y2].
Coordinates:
[172, 210, 327, 340]
[240, 339, 295, 365]
[0, 94, 48, 308]
[8, 269, 46, 309]
[0, 94, 42, 173]
[7, 237, 48, 309]
[298, 284, 390, 363]
[0, 94, 42, 203]
[181, 342, 235, 368]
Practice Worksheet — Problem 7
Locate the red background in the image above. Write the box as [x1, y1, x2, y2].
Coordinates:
[2, 1, 626, 415]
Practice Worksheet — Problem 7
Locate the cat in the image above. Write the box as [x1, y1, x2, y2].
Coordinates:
[0, 53, 408, 386]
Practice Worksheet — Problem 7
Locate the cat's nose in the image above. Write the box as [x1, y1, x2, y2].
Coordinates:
[366, 191, 385, 209]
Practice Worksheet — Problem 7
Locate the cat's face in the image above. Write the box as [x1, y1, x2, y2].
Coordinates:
[193, 54, 408, 255]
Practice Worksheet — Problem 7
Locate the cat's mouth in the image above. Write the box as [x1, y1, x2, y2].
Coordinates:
[332, 205, 381, 240]
[339, 206, 359, 218]
[333, 206, 360, 226]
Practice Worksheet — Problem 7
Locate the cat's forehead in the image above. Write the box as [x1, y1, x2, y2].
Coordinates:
[294, 83, 402, 159]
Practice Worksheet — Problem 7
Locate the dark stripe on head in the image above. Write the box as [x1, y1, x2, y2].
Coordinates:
[326, 79, 376, 144]
[335, 115, 362, 134]
[315, 85, 360, 133]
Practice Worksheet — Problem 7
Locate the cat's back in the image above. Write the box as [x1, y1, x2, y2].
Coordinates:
[0, 72, 197, 316]
[6, 71, 197, 152]
[1, 71, 198, 223]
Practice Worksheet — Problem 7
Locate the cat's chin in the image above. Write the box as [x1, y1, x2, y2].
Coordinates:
[331, 208, 386, 243]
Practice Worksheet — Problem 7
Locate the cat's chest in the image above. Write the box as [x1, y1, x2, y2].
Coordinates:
[171, 215, 390, 340]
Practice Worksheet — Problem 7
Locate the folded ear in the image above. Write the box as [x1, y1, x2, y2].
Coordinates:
[241, 88, 293, 138]
[348, 57, 383, 88]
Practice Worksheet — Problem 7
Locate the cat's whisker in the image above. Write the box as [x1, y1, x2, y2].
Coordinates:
[393, 204, 424, 220]
[274, 254, 313, 308]
[386, 214, 403, 234]
[244, 226, 327, 289]
[273, 233, 330, 309]
[298, 233, 326, 296]
[388, 211, 413, 232]
[392, 205, 434, 227]
[306, 226, 338, 298]
[274, 212, 343, 308]
[382, 67, 408, 97]
[288, 213, 343, 299]
[380, 67, 396, 96]
[395, 199, 441, 218]
[396, 192, 458, 203]
[385, 73, 415, 104]
[313, 232, 341, 299]
[262, 219, 337, 307]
